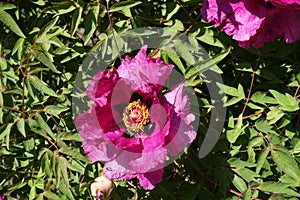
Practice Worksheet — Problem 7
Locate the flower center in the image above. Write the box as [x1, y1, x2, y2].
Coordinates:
[123, 100, 150, 133]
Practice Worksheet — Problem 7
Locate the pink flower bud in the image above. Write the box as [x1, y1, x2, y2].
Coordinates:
[90, 176, 114, 199]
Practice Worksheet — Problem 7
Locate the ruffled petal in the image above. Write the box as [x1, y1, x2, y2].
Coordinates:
[239, 8, 300, 47]
[201, 0, 267, 42]
[118, 46, 173, 91]
[267, 0, 300, 9]
[137, 169, 164, 190]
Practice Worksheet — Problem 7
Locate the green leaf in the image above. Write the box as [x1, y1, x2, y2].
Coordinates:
[31, 49, 60, 73]
[12, 37, 25, 58]
[41, 151, 52, 177]
[58, 157, 70, 187]
[267, 107, 285, 124]
[84, 5, 99, 45]
[233, 168, 259, 182]
[44, 105, 69, 116]
[0, 57, 8, 71]
[28, 75, 58, 97]
[71, 7, 83, 36]
[270, 145, 300, 185]
[0, 123, 13, 141]
[174, 40, 195, 65]
[164, 49, 185, 74]
[258, 182, 300, 197]
[36, 114, 55, 140]
[16, 118, 26, 137]
[232, 174, 247, 193]
[57, 180, 75, 200]
[43, 191, 61, 200]
[251, 91, 277, 104]
[43, 1, 77, 15]
[226, 114, 245, 143]
[228, 158, 256, 168]
[0, 2, 16, 10]
[0, 10, 26, 38]
[59, 146, 89, 162]
[243, 188, 251, 200]
[269, 90, 299, 112]
[185, 47, 231, 78]
[36, 16, 59, 42]
[256, 148, 270, 174]
[217, 83, 244, 98]
[109, 1, 142, 12]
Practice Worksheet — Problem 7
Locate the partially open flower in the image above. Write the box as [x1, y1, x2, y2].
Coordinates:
[90, 176, 114, 199]
[76, 45, 197, 190]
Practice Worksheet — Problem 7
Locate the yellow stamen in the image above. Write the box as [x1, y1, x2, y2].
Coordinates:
[123, 100, 150, 133]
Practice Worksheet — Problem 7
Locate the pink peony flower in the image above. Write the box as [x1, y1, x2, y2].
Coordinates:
[76, 45, 197, 190]
[201, 0, 300, 48]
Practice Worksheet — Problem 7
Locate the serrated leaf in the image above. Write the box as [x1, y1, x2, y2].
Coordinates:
[0, 10, 26, 38]
[28, 75, 58, 97]
[31, 49, 60, 73]
[109, 1, 141, 12]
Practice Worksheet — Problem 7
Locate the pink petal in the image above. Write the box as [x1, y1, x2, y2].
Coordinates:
[137, 169, 164, 190]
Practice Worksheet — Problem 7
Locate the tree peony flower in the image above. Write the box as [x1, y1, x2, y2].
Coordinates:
[201, 0, 300, 48]
[76, 45, 197, 190]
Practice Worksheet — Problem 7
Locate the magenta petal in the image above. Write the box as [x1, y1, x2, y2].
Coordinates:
[86, 69, 119, 104]
[164, 82, 195, 124]
[118, 45, 173, 90]
[137, 169, 164, 190]
[201, 0, 267, 42]
[267, 0, 300, 9]
[129, 148, 167, 173]
[240, 8, 300, 47]
[76, 106, 119, 162]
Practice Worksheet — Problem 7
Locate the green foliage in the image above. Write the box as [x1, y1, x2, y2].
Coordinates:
[0, 0, 300, 199]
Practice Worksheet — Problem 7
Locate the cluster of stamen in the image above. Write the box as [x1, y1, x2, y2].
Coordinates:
[123, 100, 150, 133]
